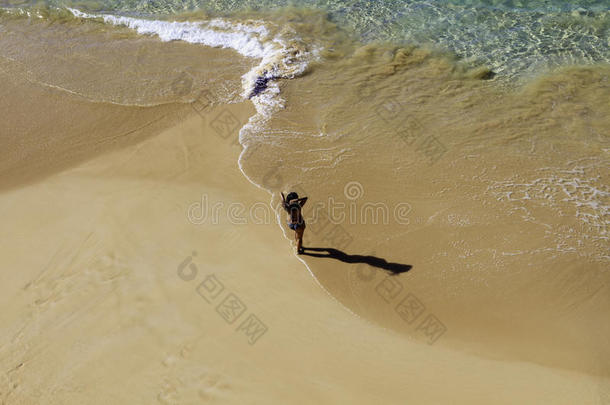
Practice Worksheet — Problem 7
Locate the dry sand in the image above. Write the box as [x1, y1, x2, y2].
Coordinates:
[1, 74, 608, 403]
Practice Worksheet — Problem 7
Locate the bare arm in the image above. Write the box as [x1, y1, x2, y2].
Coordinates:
[298, 197, 308, 207]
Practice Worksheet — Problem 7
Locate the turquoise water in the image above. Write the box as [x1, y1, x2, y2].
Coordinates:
[2, 0, 609, 78]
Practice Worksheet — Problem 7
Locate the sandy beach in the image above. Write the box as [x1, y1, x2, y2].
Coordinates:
[0, 85, 606, 404]
[1, 4, 609, 404]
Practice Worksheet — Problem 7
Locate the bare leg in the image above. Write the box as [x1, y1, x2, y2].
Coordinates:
[296, 227, 304, 254]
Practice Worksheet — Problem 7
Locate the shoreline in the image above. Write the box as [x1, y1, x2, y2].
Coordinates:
[0, 87, 607, 402]
[1, 8, 609, 402]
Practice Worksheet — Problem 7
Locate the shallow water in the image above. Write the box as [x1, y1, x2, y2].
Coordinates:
[3, 0, 609, 79]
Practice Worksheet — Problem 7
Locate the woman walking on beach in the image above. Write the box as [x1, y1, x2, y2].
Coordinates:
[281, 192, 308, 254]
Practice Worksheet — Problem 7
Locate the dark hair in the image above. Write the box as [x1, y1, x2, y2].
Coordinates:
[286, 192, 299, 202]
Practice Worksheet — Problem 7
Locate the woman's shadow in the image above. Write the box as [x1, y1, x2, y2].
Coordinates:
[301, 247, 412, 275]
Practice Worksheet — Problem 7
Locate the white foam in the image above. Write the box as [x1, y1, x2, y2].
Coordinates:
[68, 8, 269, 59]
[67, 8, 314, 117]
[487, 166, 609, 261]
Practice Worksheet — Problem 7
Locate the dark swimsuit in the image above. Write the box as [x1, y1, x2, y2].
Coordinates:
[285, 200, 304, 230]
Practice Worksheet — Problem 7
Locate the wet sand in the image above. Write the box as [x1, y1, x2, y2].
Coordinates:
[0, 76, 607, 403]
[242, 51, 610, 376]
